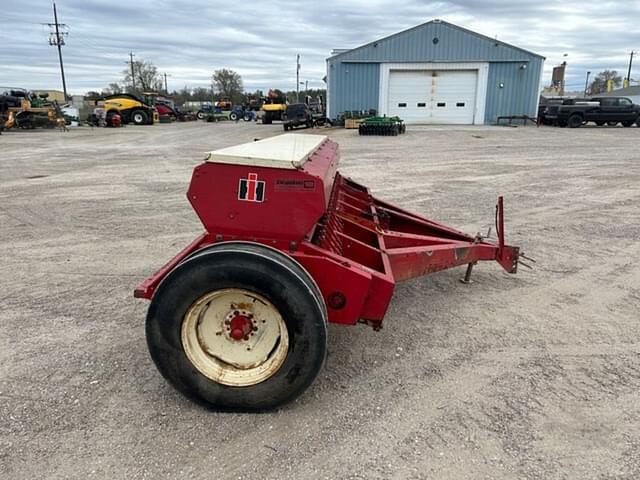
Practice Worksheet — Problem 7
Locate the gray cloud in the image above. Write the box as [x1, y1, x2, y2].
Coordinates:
[1, 0, 638, 94]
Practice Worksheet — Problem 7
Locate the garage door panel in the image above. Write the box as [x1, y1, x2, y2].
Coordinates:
[387, 69, 477, 124]
[388, 71, 430, 122]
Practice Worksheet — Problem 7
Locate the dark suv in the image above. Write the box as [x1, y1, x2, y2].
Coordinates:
[283, 103, 314, 131]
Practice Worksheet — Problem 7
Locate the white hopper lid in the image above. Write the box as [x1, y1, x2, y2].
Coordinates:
[205, 133, 328, 169]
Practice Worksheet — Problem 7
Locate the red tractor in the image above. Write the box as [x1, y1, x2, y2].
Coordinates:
[135, 134, 523, 410]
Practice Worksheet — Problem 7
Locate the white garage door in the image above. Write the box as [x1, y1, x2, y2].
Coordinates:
[387, 70, 478, 124]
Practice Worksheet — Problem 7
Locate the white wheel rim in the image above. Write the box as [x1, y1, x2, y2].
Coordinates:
[181, 288, 289, 387]
[134, 113, 143, 122]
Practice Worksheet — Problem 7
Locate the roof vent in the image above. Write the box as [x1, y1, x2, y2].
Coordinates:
[433, 19, 442, 23]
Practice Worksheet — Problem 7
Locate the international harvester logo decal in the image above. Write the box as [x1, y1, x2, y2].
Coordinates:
[238, 173, 265, 202]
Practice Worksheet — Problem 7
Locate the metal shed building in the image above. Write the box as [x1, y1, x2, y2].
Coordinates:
[326, 19, 544, 124]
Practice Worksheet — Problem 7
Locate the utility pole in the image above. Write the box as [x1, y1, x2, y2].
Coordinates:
[47, 2, 68, 100]
[296, 54, 300, 102]
[625, 51, 635, 88]
[164, 73, 168, 94]
[128, 52, 136, 92]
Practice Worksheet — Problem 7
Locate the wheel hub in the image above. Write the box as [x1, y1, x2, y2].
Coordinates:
[227, 311, 255, 341]
[181, 289, 289, 387]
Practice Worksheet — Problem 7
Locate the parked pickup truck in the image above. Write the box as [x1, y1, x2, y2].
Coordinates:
[555, 96, 640, 128]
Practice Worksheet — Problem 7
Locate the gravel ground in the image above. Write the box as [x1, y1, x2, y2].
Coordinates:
[1, 122, 639, 479]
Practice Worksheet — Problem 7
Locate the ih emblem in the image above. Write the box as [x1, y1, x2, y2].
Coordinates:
[238, 173, 265, 202]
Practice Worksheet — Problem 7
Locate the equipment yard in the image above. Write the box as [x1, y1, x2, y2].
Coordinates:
[1, 123, 639, 479]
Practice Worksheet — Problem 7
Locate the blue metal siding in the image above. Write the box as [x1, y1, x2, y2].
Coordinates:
[484, 58, 543, 123]
[333, 21, 536, 64]
[327, 20, 543, 122]
[328, 62, 379, 117]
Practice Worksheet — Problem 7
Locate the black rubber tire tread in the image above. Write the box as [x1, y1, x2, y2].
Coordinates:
[131, 110, 148, 125]
[595, 121, 605, 126]
[621, 120, 634, 127]
[146, 242, 327, 411]
[186, 242, 327, 319]
[567, 114, 583, 128]
[607, 121, 618, 126]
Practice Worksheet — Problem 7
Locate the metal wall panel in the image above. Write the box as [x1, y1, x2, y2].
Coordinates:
[327, 62, 380, 118]
[331, 21, 538, 64]
[484, 58, 544, 122]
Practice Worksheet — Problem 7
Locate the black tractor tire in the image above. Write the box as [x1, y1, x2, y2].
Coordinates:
[595, 121, 605, 126]
[283, 123, 289, 131]
[229, 112, 239, 121]
[145, 242, 327, 411]
[131, 110, 148, 125]
[262, 113, 272, 125]
[197, 111, 205, 120]
[607, 121, 618, 126]
[567, 114, 583, 128]
[621, 120, 634, 127]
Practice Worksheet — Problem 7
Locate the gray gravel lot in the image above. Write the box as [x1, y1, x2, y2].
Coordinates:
[1, 121, 639, 479]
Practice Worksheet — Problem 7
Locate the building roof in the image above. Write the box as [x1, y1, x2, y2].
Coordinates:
[598, 85, 640, 97]
[328, 19, 545, 61]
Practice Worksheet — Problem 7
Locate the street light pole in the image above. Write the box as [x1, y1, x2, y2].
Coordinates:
[584, 71, 591, 97]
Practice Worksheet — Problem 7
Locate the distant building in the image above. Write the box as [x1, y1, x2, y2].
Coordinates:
[597, 85, 640, 104]
[326, 19, 545, 124]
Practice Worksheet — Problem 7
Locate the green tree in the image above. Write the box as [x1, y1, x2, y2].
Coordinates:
[212, 69, 244, 103]
[589, 70, 622, 94]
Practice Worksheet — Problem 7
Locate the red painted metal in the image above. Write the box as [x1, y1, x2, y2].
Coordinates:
[229, 315, 252, 340]
[135, 137, 519, 329]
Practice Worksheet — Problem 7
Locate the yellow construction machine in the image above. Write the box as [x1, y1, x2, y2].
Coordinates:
[260, 89, 287, 124]
[102, 93, 158, 125]
[1, 87, 60, 131]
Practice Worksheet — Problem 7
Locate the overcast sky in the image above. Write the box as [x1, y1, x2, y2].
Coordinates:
[1, 1, 638, 95]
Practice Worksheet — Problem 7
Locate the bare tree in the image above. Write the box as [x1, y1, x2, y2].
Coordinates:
[589, 70, 622, 94]
[122, 59, 163, 95]
[212, 69, 244, 103]
[103, 82, 122, 95]
[191, 87, 212, 102]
